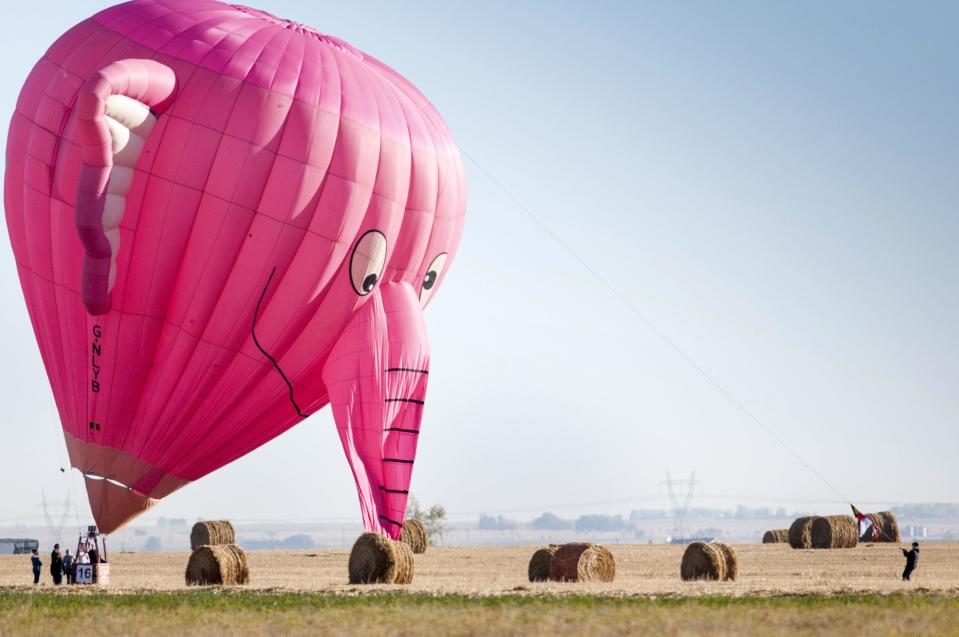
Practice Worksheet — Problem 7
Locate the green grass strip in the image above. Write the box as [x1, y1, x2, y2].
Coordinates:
[1, 591, 956, 614]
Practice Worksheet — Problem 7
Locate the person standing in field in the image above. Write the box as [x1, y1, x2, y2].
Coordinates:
[62, 549, 74, 584]
[50, 544, 63, 585]
[901, 541, 920, 581]
[30, 549, 42, 585]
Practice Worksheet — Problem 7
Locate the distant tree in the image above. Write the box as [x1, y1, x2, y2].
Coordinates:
[891, 503, 959, 519]
[424, 504, 448, 544]
[478, 514, 517, 530]
[280, 534, 315, 549]
[407, 495, 423, 521]
[407, 495, 448, 545]
[237, 534, 314, 550]
[575, 514, 626, 532]
[143, 536, 162, 551]
[530, 512, 574, 530]
[630, 509, 669, 520]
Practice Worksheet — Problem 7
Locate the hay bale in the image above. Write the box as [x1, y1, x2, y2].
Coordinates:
[399, 519, 429, 554]
[862, 511, 900, 542]
[762, 529, 789, 544]
[548, 542, 615, 582]
[392, 539, 414, 584]
[713, 542, 739, 581]
[190, 520, 235, 550]
[811, 515, 859, 549]
[528, 545, 560, 582]
[878, 511, 900, 542]
[788, 516, 816, 549]
[348, 532, 414, 584]
[185, 544, 249, 585]
[680, 541, 726, 581]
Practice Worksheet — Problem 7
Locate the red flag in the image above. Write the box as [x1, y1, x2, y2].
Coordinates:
[851, 504, 872, 537]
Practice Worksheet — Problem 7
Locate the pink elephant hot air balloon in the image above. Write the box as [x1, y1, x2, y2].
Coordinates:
[4, 0, 466, 535]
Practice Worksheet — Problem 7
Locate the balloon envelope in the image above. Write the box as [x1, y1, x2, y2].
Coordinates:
[4, 0, 466, 534]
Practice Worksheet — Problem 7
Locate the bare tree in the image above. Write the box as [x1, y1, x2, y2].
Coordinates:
[406, 495, 448, 546]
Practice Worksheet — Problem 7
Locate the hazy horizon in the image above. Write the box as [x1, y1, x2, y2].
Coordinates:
[1, 1, 956, 531]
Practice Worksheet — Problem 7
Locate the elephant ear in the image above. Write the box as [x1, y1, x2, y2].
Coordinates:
[74, 59, 176, 315]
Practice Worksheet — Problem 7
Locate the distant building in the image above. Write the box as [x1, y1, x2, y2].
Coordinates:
[0, 538, 39, 554]
[902, 525, 928, 539]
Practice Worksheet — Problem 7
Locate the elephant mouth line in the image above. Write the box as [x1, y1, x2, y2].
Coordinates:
[252, 266, 311, 419]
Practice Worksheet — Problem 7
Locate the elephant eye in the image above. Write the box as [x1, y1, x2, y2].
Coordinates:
[349, 230, 387, 296]
[419, 252, 448, 305]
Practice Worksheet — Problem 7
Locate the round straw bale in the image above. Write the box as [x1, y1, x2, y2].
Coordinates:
[811, 515, 859, 549]
[680, 541, 727, 581]
[528, 545, 560, 582]
[762, 529, 789, 544]
[399, 519, 429, 554]
[549, 542, 615, 582]
[713, 542, 739, 581]
[878, 511, 900, 542]
[190, 520, 235, 550]
[862, 511, 900, 542]
[391, 540, 414, 584]
[348, 532, 414, 584]
[185, 544, 249, 585]
[788, 516, 816, 549]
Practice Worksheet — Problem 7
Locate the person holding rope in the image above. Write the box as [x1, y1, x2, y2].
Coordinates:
[901, 542, 920, 581]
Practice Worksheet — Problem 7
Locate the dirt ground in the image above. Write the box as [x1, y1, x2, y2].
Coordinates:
[2, 542, 956, 595]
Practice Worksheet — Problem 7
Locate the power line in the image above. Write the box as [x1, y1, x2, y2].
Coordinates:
[460, 147, 851, 505]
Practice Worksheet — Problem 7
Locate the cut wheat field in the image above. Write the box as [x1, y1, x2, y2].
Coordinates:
[2, 542, 956, 595]
[2, 544, 957, 636]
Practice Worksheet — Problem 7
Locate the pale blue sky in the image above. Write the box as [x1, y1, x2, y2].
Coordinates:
[1, 1, 956, 526]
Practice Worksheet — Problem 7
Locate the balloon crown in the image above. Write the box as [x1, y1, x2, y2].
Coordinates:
[229, 4, 365, 58]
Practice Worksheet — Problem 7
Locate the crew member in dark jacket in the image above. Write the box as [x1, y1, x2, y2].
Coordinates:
[50, 544, 63, 585]
[902, 541, 920, 581]
[62, 550, 74, 585]
[31, 549, 42, 585]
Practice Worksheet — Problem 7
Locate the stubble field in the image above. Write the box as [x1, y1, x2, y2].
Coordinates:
[1, 542, 956, 636]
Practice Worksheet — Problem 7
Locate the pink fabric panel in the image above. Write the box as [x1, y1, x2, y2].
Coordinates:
[5, 0, 467, 534]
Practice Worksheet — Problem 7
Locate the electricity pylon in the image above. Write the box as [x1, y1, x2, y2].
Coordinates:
[662, 469, 700, 542]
